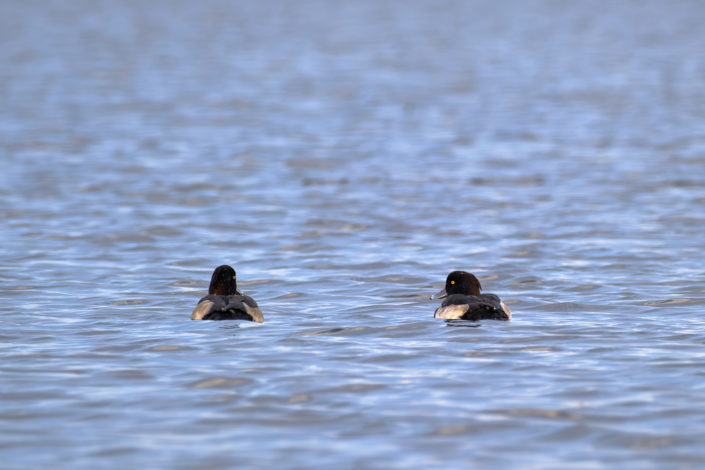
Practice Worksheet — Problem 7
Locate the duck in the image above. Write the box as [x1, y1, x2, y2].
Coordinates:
[191, 265, 264, 322]
[431, 271, 511, 321]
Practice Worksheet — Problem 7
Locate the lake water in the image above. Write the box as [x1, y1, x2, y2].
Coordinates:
[2, 0, 705, 468]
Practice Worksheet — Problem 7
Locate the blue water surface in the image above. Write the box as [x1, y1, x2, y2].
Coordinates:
[2, 1, 705, 468]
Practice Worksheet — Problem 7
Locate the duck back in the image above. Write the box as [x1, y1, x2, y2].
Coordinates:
[191, 294, 264, 323]
[434, 294, 510, 321]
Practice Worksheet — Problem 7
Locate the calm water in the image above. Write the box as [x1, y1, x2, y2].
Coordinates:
[2, 1, 705, 468]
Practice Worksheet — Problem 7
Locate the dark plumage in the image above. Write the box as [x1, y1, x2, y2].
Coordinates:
[431, 271, 511, 321]
[191, 265, 264, 322]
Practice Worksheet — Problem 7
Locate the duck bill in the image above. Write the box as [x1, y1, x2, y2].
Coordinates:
[430, 288, 448, 300]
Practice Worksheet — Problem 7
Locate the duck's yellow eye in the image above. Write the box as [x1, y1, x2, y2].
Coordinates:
[450, 280, 455, 285]
[233, 275, 236, 279]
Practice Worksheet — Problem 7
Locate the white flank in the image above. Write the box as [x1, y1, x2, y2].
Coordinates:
[501, 302, 512, 320]
[244, 303, 265, 323]
[191, 300, 216, 320]
[433, 304, 469, 320]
